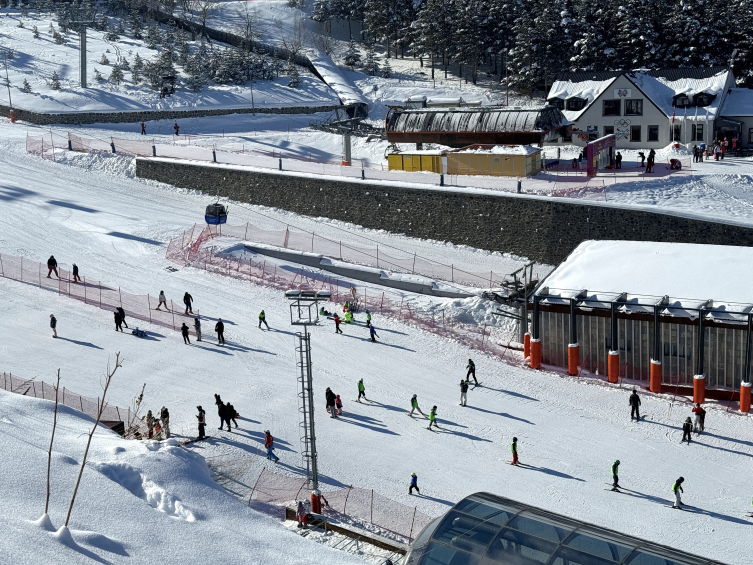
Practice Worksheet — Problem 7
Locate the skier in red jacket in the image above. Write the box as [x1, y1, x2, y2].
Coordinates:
[264, 430, 279, 462]
[692, 403, 706, 432]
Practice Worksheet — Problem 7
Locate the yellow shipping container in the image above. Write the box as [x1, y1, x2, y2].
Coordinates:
[387, 151, 444, 173]
[447, 145, 540, 177]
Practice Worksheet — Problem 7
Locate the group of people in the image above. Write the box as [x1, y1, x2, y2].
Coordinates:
[144, 406, 171, 440]
[330, 304, 379, 342]
[214, 393, 238, 432]
[325, 387, 344, 418]
[46, 255, 81, 282]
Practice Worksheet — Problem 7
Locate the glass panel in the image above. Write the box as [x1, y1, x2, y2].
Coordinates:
[431, 511, 499, 555]
[551, 545, 619, 565]
[454, 496, 516, 527]
[564, 531, 633, 561]
[624, 548, 697, 565]
[419, 541, 481, 565]
[485, 528, 557, 565]
[506, 513, 573, 543]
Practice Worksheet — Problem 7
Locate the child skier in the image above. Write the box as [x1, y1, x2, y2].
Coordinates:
[370, 326, 379, 343]
[357, 378, 366, 402]
[409, 473, 420, 495]
[183, 292, 194, 314]
[460, 379, 469, 406]
[196, 406, 206, 439]
[194, 317, 202, 341]
[47, 255, 58, 278]
[681, 417, 693, 443]
[629, 389, 641, 420]
[366, 310, 372, 328]
[215, 318, 225, 344]
[259, 310, 269, 330]
[611, 460, 620, 491]
[692, 403, 705, 432]
[49, 314, 57, 338]
[334, 313, 343, 334]
[672, 477, 685, 508]
[181, 322, 190, 344]
[264, 430, 280, 462]
[409, 394, 425, 417]
[511, 437, 519, 465]
[116, 306, 128, 328]
[428, 406, 438, 430]
[344, 310, 353, 323]
[296, 501, 308, 528]
[72, 263, 81, 283]
[156, 290, 168, 311]
[335, 395, 343, 415]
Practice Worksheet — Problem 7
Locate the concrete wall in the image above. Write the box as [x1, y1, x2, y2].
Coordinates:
[135, 157, 753, 265]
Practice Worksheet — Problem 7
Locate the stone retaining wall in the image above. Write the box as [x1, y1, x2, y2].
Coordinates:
[135, 157, 753, 265]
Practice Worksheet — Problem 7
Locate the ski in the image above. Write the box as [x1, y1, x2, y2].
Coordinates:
[472, 383, 482, 389]
[182, 436, 211, 445]
[604, 488, 623, 493]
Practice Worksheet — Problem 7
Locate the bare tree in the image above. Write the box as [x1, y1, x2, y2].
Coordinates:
[235, 2, 258, 50]
[275, 14, 308, 57]
[124, 383, 146, 439]
[313, 30, 336, 57]
[63, 353, 123, 529]
[195, 0, 217, 39]
[44, 370, 61, 517]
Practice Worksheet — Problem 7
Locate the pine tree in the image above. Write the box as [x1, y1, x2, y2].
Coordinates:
[364, 42, 379, 75]
[344, 39, 362, 69]
[32, 25, 39, 38]
[100, 53, 110, 65]
[185, 54, 208, 91]
[131, 53, 143, 83]
[17, 20, 25, 28]
[145, 24, 160, 49]
[129, 8, 143, 39]
[287, 56, 300, 88]
[381, 58, 391, 77]
[53, 29, 64, 44]
[109, 64, 124, 84]
[94, 67, 104, 82]
[50, 70, 61, 90]
[22, 78, 32, 92]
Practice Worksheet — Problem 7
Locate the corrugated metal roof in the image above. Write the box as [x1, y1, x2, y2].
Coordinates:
[387, 106, 567, 134]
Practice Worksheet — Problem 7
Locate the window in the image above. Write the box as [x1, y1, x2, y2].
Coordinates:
[548, 98, 565, 110]
[567, 98, 586, 111]
[648, 126, 659, 142]
[674, 95, 691, 107]
[692, 124, 704, 142]
[625, 99, 643, 116]
[748, 128, 753, 144]
[694, 93, 712, 107]
[672, 125, 681, 142]
[630, 125, 641, 142]
[604, 126, 615, 136]
[587, 126, 598, 141]
[603, 100, 621, 116]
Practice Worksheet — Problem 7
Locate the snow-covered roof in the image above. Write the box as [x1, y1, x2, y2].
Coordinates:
[547, 78, 617, 121]
[453, 144, 541, 155]
[719, 88, 753, 117]
[627, 69, 730, 119]
[537, 240, 753, 321]
[305, 49, 369, 107]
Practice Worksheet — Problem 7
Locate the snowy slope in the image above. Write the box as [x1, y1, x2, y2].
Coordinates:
[1, 114, 752, 564]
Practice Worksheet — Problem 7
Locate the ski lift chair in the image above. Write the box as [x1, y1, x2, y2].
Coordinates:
[205, 203, 228, 225]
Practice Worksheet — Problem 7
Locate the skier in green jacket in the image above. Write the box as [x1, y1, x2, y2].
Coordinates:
[258, 310, 269, 330]
[511, 437, 519, 465]
[357, 378, 366, 402]
[410, 394, 425, 417]
[428, 406, 438, 430]
[611, 460, 620, 491]
[366, 310, 372, 328]
[672, 477, 685, 508]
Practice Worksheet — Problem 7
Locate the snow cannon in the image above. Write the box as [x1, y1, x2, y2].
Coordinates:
[205, 203, 228, 225]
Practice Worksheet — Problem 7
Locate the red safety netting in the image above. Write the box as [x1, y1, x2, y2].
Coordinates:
[0, 252, 200, 337]
[26, 134, 56, 161]
[249, 468, 435, 542]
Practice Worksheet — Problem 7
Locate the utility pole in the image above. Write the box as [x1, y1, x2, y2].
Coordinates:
[70, 22, 91, 88]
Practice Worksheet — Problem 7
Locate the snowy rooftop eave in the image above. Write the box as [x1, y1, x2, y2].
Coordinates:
[626, 70, 730, 119]
[547, 78, 617, 120]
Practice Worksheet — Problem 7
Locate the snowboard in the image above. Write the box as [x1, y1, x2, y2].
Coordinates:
[182, 436, 211, 445]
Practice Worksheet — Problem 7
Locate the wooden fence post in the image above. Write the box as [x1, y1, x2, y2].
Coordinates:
[171, 301, 176, 329]
[38, 263, 41, 287]
[370, 490, 374, 524]
[148, 295, 152, 323]
[99, 282, 102, 308]
[83, 277, 87, 304]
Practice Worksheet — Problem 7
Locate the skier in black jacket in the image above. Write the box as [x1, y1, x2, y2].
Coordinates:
[183, 292, 194, 314]
[629, 389, 641, 420]
[214, 393, 224, 428]
[114, 310, 124, 332]
[215, 319, 225, 344]
[466, 359, 477, 385]
[181, 322, 190, 344]
[681, 417, 693, 443]
[226, 401, 238, 428]
[325, 387, 337, 419]
[50, 314, 57, 338]
[116, 306, 128, 328]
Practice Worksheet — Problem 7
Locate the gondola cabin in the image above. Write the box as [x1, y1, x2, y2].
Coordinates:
[205, 203, 228, 225]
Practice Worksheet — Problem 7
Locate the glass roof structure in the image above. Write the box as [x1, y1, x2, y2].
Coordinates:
[404, 493, 725, 565]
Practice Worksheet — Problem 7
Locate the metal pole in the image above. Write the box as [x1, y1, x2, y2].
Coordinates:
[745, 313, 752, 383]
[305, 325, 318, 490]
[611, 301, 619, 352]
[653, 305, 661, 362]
[570, 298, 577, 345]
[696, 306, 706, 377]
[80, 27, 87, 88]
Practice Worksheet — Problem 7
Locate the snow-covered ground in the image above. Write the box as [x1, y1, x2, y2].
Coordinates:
[2, 110, 753, 564]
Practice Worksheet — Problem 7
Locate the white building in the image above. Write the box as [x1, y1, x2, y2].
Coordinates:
[546, 67, 742, 149]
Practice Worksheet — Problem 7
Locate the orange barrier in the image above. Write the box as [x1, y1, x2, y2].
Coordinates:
[524, 333, 531, 359]
[568, 344, 579, 376]
[608, 352, 619, 383]
[310, 490, 322, 514]
[650, 360, 662, 393]
[693, 374, 706, 404]
[530, 339, 541, 369]
[740, 382, 752, 413]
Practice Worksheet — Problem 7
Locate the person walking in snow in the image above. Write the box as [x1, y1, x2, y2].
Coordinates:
[49, 314, 57, 338]
[672, 477, 685, 508]
[459, 379, 469, 406]
[409, 394, 425, 417]
[692, 403, 705, 432]
[357, 378, 366, 402]
[215, 318, 225, 344]
[156, 290, 168, 311]
[334, 313, 343, 334]
[258, 310, 269, 330]
[629, 389, 641, 420]
[218, 402, 232, 431]
[615, 152, 622, 169]
[145, 410, 156, 439]
[194, 317, 202, 341]
[114, 310, 124, 332]
[296, 501, 308, 528]
[181, 322, 190, 344]
[226, 401, 238, 428]
[116, 306, 128, 328]
[409, 472, 420, 495]
[160, 406, 170, 439]
[196, 406, 206, 439]
[511, 437, 519, 465]
[369, 326, 379, 343]
[174, 122, 180, 136]
[366, 310, 372, 328]
[428, 406, 438, 430]
[183, 292, 194, 314]
[646, 149, 655, 173]
[344, 310, 353, 324]
[141, 122, 146, 135]
[611, 460, 620, 491]
[466, 359, 478, 385]
[264, 430, 280, 462]
[325, 387, 337, 418]
[47, 255, 58, 278]
[335, 394, 343, 415]
[214, 394, 224, 428]
[681, 417, 693, 444]
[72, 263, 81, 283]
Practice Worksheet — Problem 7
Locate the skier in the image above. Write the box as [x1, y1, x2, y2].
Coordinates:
[629, 389, 641, 420]
[672, 477, 685, 508]
[638, 152, 646, 167]
[194, 317, 202, 341]
[145, 409, 155, 439]
[196, 406, 206, 439]
[183, 292, 194, 314]
[181, 322, 190, 344]
[335, 394, 343, 415]
[681, 417, 693, 443]
[214, 394, 224, 428]
[344, 310, 353, 323]
[409, 394, 425, 417]
[218, 403, 232, 431]
[264, 430, 280, 462]
[226, 401, 238, 428]
[72, 263, 81, 283]
[357, 378, 366, 402]
[215, 318, 225, 344]
[334, 313, 343, 334]
[646, 149, 656, 173]
[258, 310, 269, 330]
[466, 359, 478, 385]
[116, 306, 128, 328]
[692, 403, 705, 432]
[156, 290, 168, 311]
[160, 406, 170, 439]
[611, 460, 620, 491]
[140, 122, 146, 135]
[296, 501, 307, 528]
[409, 472, 420, 495]
[114, 310, 124, 332]
[459, 379, 469, 406]
[370, 325, 379, 343]
[615, 152, 622, 169]
[428, 406, 438, 430]
[366, 310, 372, 328]
[49, 314, 57, 338]
[325, 387, 337, 418]
[174, 121, 180, 136]
[46, 255, 58, 278]
[511, 437, 519, 465]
